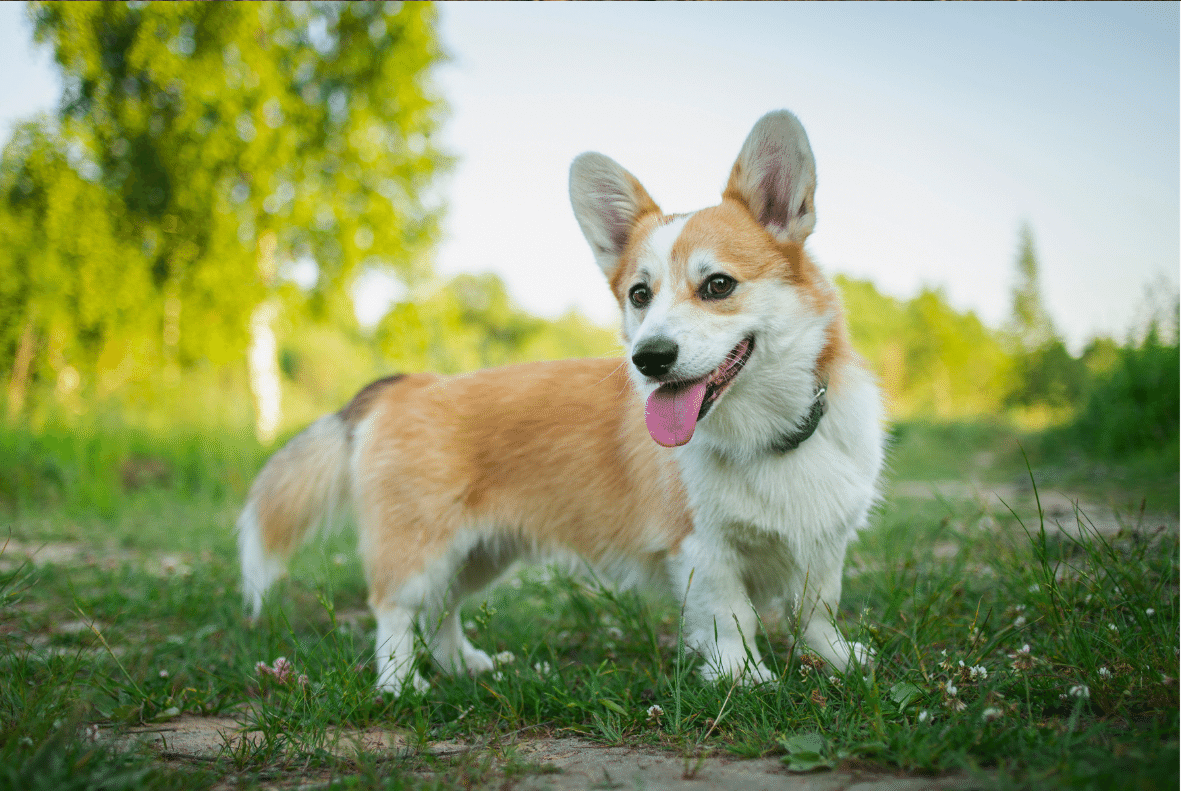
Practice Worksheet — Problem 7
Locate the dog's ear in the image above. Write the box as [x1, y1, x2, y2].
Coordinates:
[569, 153, 661, 280]
[723, 111, 817, 244]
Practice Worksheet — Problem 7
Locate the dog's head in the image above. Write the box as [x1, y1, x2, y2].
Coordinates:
[570, 111, 843, 450]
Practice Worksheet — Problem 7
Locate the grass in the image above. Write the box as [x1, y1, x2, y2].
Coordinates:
[0, 418, 1177, 790]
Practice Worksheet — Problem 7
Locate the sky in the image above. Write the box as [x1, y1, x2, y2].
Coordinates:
[2, 3, 1177, 353]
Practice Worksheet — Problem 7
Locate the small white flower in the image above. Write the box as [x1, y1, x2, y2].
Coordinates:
[958, 660, 966, 668]
[969, 665, 988, 681]
[945, 680, 958, 697]
[828, 675, 839, 685]
[605, 626, 624, 640]
[918, 710, 931, 723]
[1084, 594, 1093, 603]
[1013, 615, 1027, 628]
[1145, 608, 1155, 616]
[1028, 583, 1040, 593]
[493, 651, 516, 665]
[463, 620, 477, 631]
[533, 661, 552, 676]
[159, 669, 169, 679]
[1018, 644, 1031, 655]
[1014, 604, 1026, 613]
[981, 707, 1003, 722]
[646, 704, 664, 721]
[1098, 667, 1112, 679]
[492, 671, 504, 682]
[1107, 623, 1118, 632]
[1069, 684, 1090, 699]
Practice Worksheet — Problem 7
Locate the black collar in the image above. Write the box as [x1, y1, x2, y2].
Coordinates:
[769, 383, 827, 454]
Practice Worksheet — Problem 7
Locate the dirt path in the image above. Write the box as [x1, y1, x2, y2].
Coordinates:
[113, 715, 984, 790]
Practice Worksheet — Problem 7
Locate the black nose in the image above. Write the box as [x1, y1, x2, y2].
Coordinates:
[632, 337, 678, 378]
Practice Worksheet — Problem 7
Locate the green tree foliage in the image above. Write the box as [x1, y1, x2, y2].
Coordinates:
[1001, 224, 1086, 410]
[1068, 314, 1180, 457]
[373, 272, 619, 376]
[3, 2, 447, 414]
[837, 276, 1011, 418]
[1007, 222, 1056, 352]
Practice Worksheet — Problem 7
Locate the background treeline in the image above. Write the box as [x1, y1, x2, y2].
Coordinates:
[0, 3, 1176, 513]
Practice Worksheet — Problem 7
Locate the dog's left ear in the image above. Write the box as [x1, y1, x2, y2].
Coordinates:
[723, 110, 817, 244]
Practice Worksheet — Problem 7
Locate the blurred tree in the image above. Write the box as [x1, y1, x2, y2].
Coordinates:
[837, 276, 1012, 417]
[374, 272, 619, 376]
[6, 2, 448, 436]
[1000, 224, 1086, 411]
[1006, 222, 1056, 353]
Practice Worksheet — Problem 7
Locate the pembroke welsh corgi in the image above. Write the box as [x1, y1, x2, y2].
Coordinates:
[238, 110, 885, 694]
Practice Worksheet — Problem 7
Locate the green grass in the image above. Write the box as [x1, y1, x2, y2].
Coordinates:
[0, 420, 1177, 790]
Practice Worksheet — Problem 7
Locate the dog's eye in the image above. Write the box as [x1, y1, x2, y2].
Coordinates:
[628, 284, 651, 309]
[701, 274, 737, 300]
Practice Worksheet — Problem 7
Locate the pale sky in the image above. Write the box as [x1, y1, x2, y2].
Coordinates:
[3, 3, 1177, 353]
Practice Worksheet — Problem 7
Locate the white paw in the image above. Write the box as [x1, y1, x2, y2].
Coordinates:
[375, 668, 430, 696]
[459, 645, 495, 675]
[849, 641, 875, 669]
[700, 657, 775, 686]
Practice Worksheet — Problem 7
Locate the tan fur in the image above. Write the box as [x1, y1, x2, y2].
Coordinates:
[343, 359, 693, 605]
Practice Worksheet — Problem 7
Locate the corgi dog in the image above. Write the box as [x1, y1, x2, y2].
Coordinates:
[238, 110, 885, 695]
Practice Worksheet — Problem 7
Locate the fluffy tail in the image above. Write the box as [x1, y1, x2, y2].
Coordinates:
[237, 414, 352, 617]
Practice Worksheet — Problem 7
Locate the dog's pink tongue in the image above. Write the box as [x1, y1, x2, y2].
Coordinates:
[645, 380, 709, 447]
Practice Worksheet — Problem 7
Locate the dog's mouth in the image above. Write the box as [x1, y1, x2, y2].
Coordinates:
[644, 337, 754, 448]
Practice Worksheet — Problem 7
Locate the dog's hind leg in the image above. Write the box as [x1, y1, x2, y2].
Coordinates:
[417, 537, 519, 676]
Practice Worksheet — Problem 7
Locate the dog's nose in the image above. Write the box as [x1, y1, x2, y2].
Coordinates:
[632, 337, 678, 378]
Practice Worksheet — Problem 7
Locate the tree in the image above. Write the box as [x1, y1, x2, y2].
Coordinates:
[1001, 224, 1085, 410]
[7, 2, 449, 435]
[1006, 223, 1056, 353]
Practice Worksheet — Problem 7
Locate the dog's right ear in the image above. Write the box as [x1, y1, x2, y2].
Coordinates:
[569, 153, 661, 281]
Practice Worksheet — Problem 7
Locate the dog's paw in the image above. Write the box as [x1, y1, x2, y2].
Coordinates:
[459, 645, 495, 675]
[375, 670, 430, 697]
[848, 641, 875, 669]
[699, 658, 775, 686]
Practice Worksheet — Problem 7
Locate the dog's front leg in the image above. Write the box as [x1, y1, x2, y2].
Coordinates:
[673, 533, 775, 685]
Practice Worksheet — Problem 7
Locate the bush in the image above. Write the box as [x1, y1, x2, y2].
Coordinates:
[1067, 329, 1179, 457]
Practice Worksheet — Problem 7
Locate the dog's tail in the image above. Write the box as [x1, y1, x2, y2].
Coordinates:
[237, 414, 352, 617]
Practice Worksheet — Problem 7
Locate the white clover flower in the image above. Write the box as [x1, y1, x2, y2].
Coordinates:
[1145, 608, 1155, 616]
[1013, 615, 1027, 628]
[533, 661, 552, 676]
[982, 707, 1003, 722]
[493, 651, 516, 665]
[159, 669, 169, 679]
[1069, 684, 1090, 699]
[970, 665, 988, 681]
[1107, 624, 1118, 632]
[945, 680, 958, 697]
[1015, 604, 1026, 612]
[1018, 644, 1031, 655]
[646, 704, 664, 722]
[1028, 583, 1040, 593]
[1098, 667, 1112, 679]
[958, 660, 966, 668]
[492, 671, 504, 682]
[918, 710, 931, 723]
